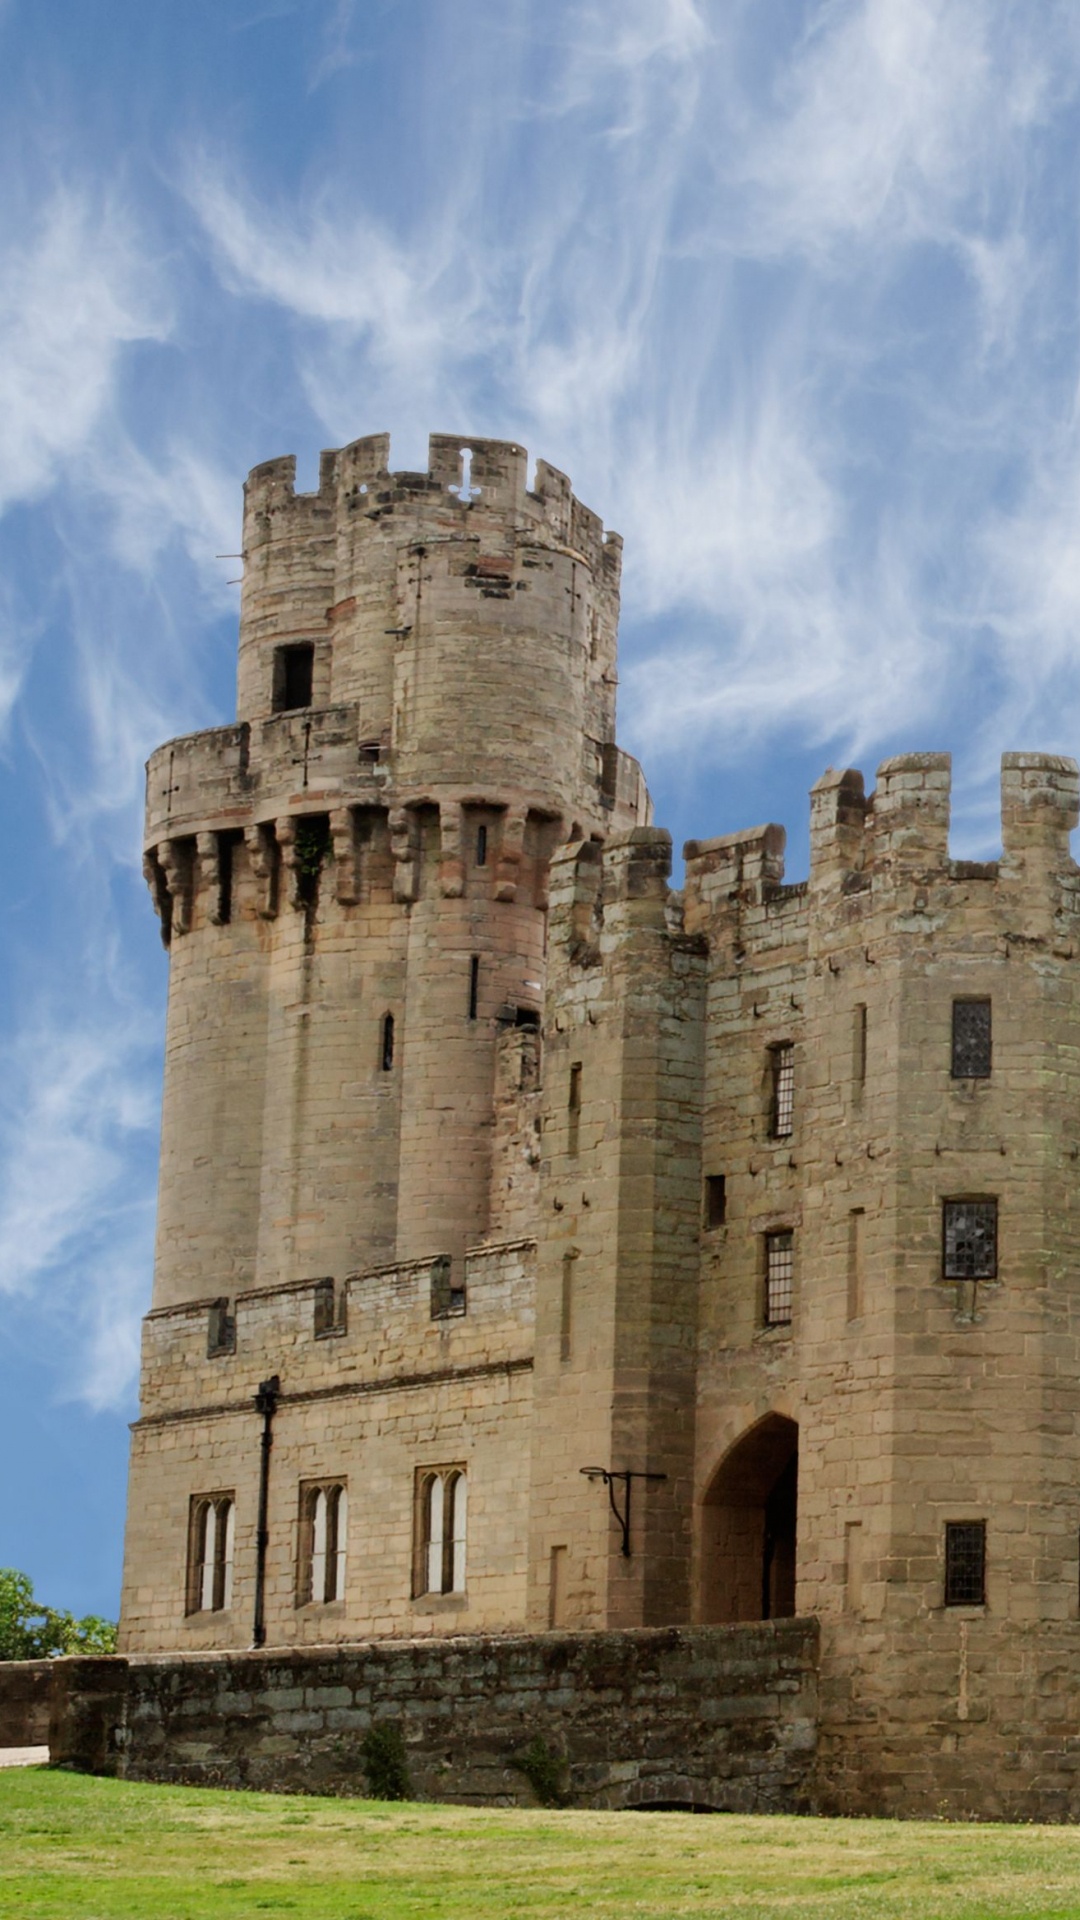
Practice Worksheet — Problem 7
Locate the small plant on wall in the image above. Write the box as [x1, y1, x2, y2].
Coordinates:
[360, 1720, 412, 1801]
[512, 1735, 571, 1808]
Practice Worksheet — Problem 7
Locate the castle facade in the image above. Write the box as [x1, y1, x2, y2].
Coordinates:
[120, 433, 1080, 1816]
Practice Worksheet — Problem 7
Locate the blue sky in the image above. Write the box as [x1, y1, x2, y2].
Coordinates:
[4, 0, 1080, 1618]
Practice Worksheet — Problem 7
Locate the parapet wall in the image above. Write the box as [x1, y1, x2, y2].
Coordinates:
[48, 1621, 819, 1811]
[683, 751, 1080, 956]
[139, 1238, 536, 1421]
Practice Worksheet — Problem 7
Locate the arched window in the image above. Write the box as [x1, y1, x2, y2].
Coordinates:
[299, 1480, 348, 1604]
[381, 1012, 394, 1071]
[188, 1493, 235, 1614]
[447, 1471, 467, 1593]
[415, 1467, 467, 1596]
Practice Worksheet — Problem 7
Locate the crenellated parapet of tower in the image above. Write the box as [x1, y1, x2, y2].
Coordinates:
[143, 432, 648, 944]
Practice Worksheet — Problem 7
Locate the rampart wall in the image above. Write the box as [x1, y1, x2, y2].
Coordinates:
[47, 1621, 819, 1811]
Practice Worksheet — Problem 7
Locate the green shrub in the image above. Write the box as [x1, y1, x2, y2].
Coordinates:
[361, 1721, 412, 1801]
[0, 1569, 117, 1661]
[511, 1736, 570, 1808]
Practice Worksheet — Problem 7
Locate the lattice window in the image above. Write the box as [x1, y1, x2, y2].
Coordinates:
[943, 1199, 997, 1280]
[414, 1467, 467, 1596]
[944, 1521, 986, 1606]
[764, 1230, 794, 1327]
[770, 1044, 795, 1139]
[952, 1000, 992, 1079]
[298, 1481, 348, 1605]
[187, 1493, 235, 1614]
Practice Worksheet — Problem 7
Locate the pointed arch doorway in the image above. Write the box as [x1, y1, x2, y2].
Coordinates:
[701, 1414, 798, 1624]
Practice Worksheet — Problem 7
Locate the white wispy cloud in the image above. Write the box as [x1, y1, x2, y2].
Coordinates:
[177, 0, 1080, 827]
[0, 186, 168, 516]
[0, 1012, 159, 1410]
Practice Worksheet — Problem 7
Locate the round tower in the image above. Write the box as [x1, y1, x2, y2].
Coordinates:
[143, 433, 650, 1312]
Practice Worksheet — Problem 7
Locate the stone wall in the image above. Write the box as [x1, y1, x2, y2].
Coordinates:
[0, 1661, 51, 1746]
[50, 1621, 818, 1812]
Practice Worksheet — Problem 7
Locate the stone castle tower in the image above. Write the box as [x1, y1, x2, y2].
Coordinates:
[121, 429, 1080, 1819]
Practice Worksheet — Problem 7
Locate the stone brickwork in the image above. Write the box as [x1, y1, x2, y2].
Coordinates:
[49, 1622, 819, 1811]
[0, 1661, 51, 1747]
[120, 427, 1080, 1818]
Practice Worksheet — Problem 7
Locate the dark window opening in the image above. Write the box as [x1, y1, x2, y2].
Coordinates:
[431, 1255, 466, 1320]
[944, 1521, 986, 1606]
[314, 1277, 346, 1338]
[476, 824, 488, 867]
[704, 1175, 727, 1230]
[560, 1250, 577, 1362]
[600, 741, 619, 805]
[217, 831, 235, 926]
[381, 1012, 395, 1071]
[514, 1006, 539, 1030]
[853, 1003, 867, 1087]
[568, 1061, 582, 1156]
[207, 1300, 235, 1358]
[952, 999, 992, 1079]
[943, 1198, 997, 1280]
[273, 641, 315, 712]
[769, 1044, 795, 1139]
[468, 955, 480, 1020]
[764, 1230, 794, 1327]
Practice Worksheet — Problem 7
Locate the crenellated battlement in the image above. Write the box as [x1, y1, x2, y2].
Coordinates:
[680, 753, 1080, 965]
[138, 1239, 535, 1423]
[242, 432, 622, 582]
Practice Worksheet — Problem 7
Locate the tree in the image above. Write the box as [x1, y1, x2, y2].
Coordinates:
[0, 1568, 117, 1660]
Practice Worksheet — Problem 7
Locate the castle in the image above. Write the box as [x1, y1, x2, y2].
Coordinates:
[118, 432, 1080, 1817]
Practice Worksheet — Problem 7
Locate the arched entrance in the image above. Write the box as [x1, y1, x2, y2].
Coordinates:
[700, 1415, 798, 1624]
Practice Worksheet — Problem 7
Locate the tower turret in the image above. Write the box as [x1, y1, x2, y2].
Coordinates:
[142, 434, 649, 1313]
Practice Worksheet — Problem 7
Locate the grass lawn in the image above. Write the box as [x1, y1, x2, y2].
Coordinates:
[6, 1769, 1080, 1920]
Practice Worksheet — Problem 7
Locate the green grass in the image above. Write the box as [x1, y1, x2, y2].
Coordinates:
[6, 1769, 1080, 1919]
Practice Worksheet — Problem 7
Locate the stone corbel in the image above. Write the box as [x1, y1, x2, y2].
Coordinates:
[158, 839, 193, 937]
[495, 810, 527, 903]
[389, 805, 419, 903]
[244, 823, 278, 919]
[330, 807, 361, 905]
[142, 848, 172, 947]
[275, 816, 304, 911]
[438, 801, 465, 898]
[196, 832, 223, 926]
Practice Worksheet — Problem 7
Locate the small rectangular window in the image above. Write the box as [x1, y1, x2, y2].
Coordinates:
[568, 1061, 582, 1156]
[206, 1299, 236, 1357]
[430, 1255, 465, 1320]
[944, 1521, 986, 1606]
[704, 1175, 727, 1230]
[853, 1004, 867, 1088]
[468, 955, 480, 1020]
[476, 824, 488, 867]
[843, 1520, 863, 1615]
[943, 1199, 997, 1280]
[769, 1044, 795, 1139]
[549, 1545, 568, 1628]
[273, 641, 315, 712]
[846, 1208, 865, 1321]
[952, 999, 991, 1078]
[764, 1230, 794, 1327]
[560, 1250, 577, 1361]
